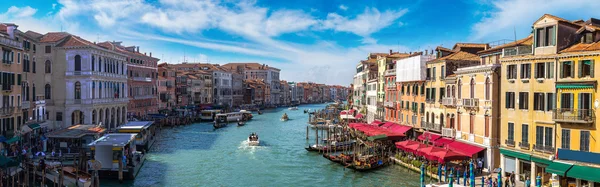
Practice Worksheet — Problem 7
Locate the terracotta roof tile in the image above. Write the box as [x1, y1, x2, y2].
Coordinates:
[436, 46, 453, 52]
[24, 30, 43, 39]
[478, 35, 533, 54]
[56, 35, 95, 47]
[39, 32, 70, 43]
[452, 43, 490, 51]
[560, 41, 600, 53]
[434, 51, 480, 62]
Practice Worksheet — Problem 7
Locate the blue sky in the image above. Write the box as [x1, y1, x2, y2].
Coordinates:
[2, 0, 600, 85]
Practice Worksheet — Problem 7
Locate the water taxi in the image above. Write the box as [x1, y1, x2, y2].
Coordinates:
[88, 133, 145, 180]
[281, 113, 289, 121]
[248, 133, 259, 146]
[115, 121, 157, 153]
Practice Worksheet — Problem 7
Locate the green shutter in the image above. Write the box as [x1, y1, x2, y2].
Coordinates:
[560, 62, 564, 78]
[534, 63, 539, 78]
[570, 93, 574, 109]
[579, 60, 583, 78]
[591, 60, 595, 78]
[571, 62, 575, 78]
[17, 74, 21, 85]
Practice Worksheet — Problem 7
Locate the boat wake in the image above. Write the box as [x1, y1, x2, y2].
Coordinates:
[238, 140, 266, 154]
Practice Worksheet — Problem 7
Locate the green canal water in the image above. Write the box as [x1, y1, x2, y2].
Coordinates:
[103, 104, 427, 187]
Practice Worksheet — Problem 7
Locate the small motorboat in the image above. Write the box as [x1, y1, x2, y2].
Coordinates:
[257, 111, 263, 115]
[248, 133, 259, 146]
[281, 113, 289, 121]
[303, 110, 307, 114]
[237, 121, 245, 126]
[288, 107, 298, 110]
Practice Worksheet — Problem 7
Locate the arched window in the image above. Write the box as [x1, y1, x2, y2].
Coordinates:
[440, 113, 444, 127]
[99, 82, 102, 98]
[485, 77, 491, 100]
[98, 57, 102, 72]
[45, 60, 51, 73]
[446, 86, 451, 97]
[75, 82, 81, 99]
[92, 110, 97, 124]
[470, 78, 475, 98]
[421, 83, 425, 95]
[431, 113, 435, 125]
[92, 56, 95, 71]
[74, 55, 81, 71]
[426, 112, 430, 122]
[44, 84, 51, 99]
[92, 82, 96, 99]
[457, 80, 462, 99]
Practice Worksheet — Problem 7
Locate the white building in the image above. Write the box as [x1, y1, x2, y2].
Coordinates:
[38, 32, 129, 130]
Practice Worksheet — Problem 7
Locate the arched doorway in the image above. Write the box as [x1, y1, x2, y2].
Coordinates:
[92, 110, 97, 124]
[71, 110, 84, 125]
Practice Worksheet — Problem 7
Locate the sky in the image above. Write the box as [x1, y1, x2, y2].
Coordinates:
[2, 0, 600, 85]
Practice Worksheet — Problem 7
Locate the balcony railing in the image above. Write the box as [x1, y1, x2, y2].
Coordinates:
[553, 108, 595, 123]
[533, 144, 555, 154]
[462, 98, 479, 108]
[66, 98, 129, 105]
[505, 139, 515, 147]
[2, 85, 12, 91]
[442, 127, 455, 138]
[518, 141, 530, 150]
[0, 107, 15, 116]
[384, 69, 395, 76]
[503, 45, 532, 57]
[65, 71, 127, 79]
[442, 97, 457, 106]
[133, 77, 152, 82]
[0, 37, 23, 49]
[134, 95, 156, 100]
[422, 122, 441, 132]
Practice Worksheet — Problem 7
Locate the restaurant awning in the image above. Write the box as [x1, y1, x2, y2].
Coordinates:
[500, 148, 531, 161]
[546, 162, 573, 177]
[387, 125, 412, 135]
[433, 137, 455, 147]
[370, 120, 384, 126]
[5, 136, 20, 144]
[28, 123, 41, 130]
[418, 132, 442, 142]
[404, 141, 427, 154]
[380, 122, 396, 128]
[367, 134, 387, 141]
[446, 141, 485, 157]
[355, 113, 364, 119]
[567, 165, 600, 183]
[531, 155, 553, 166]
[20, 125, 33, 134]
[395, 140, 419, 151]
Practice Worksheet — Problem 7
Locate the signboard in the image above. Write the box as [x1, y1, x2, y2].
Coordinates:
[60, 142, 67, 148]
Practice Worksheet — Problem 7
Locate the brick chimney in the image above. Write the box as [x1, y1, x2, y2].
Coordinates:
[389, 49, 392, 55]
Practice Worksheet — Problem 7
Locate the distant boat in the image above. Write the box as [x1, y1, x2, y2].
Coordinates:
[237, 121, 245, 126]
[257, 111, 263, 115]
[281, 113, 289, 121]
[288, 107, 298, 110]
[248, 133, 259, 146]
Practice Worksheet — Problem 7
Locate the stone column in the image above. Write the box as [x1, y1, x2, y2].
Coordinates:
[531, 161, 537, 187]
[515, 158, 520, 182]
[500, 154, 505, 178]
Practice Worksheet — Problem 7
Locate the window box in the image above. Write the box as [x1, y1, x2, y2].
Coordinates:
[508, 79, 515, 83]
[521, 79, 529, 83]
[536, 78, 544, 83]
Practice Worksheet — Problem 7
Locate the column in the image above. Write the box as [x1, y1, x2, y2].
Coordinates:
[515, 158, 520, 182]
[500, 154, 505, 178]
[576, 179, 581, 187]
[531, 161, 537, 187]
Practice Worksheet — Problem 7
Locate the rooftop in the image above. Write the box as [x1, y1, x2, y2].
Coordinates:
[47, 125, 106, 139]
[89, 133, 137, 147]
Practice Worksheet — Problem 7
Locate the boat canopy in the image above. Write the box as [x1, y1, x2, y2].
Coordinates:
[47, 125, 106, 139]
[117, 121, 155, 132]
[88, 133, 136, 147]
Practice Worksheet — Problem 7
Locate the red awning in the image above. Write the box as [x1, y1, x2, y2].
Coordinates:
[370, 120, 384, 126]
[418, 132, 442, 142]
[355, 113, 364, 119]
[433, 137, 455, 147]
[380, 122, 396, 128]
[387, 125, 412, 135]
[395, 140, 418, 150]
[446, 141, 486, 157]
[403, 141, 427, 154]
[429, 148, 469, 164]
[340, 110, 348, 115]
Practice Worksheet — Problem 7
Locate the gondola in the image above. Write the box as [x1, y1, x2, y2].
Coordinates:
[350, 158, 389, 171]
[304, 144, 353, 152]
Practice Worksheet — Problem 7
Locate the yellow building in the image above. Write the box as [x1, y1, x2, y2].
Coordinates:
[500, 14, 600, 186]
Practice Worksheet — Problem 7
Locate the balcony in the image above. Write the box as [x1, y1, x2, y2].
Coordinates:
[133, 95, 156, 100]
[503, 45, 532, 57]
[442, 97, 457, 106]
[0, 107, 15, 116]
[21, 101, 30, 109]
[384, 69, 396, 76]
[442, 127, 455, 138]
[462, 98, 479, 108]
[35, 100, 46, 105]
[133, 77, 152, 82]
[505, 139, 515, 147]
[384, 101, 395, 108]
[518, 141, 530, 150]
[422, 122, 441, 132]
[533, 144, 555, 154]
[0, 37, 23, 49]
[553, 108, 595, 124]
[66, 98, 129, 105]
[65, 71, 127, 79]
[2, 85, 12, 92]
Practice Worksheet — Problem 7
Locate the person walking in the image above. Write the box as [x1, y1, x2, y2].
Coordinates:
[509, 172, 516, 187]
[478, 158, 484, 174]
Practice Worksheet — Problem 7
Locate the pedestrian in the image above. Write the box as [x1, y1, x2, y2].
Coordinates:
[525, 177, 531, 187]
[509, 172, 515, 187]
[478, 158, 483, 174]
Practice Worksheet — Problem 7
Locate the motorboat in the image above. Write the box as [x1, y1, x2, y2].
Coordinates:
[281, 113, 289, 121]
[214, 111, 253, 124]
[200, 109, 222, 121]
[257, 110, 263, 115]
[248, 133, 259, 146]
[237, 121, 245, 126]
[288, 107, 298, 110]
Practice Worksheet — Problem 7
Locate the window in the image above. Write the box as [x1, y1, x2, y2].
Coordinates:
[560, 93, 573, 110]
[485, 78, 490, 100]
[92, 56, 95, 71]
[536, 26, 556, 47]
[560, 61, 574, 78]
[17, 53, 20, 64]
[522, 124, 529, 143]
[426, 68, 431, 79]
[470, 78, 475, 98]
[432, 67, 436, 80]
[580, 131, 590, 152]
[507, 65, 517, 79]
[75, 82, 81, 99]
[506, 92, 515, 109]
[439, 88, 444, 102]
[457, 80, 462, 99]
[74, 55, 81, 71]
[533, 93, 545, 111]
[534, 63, 545, 78]
[546, 93, 555, 111]
[581, 32, 594, 44]
[508, 122, 515, 141]
[45, 60, 51, 73]
[32, 60, 36, 73]
[546, 62, 554, 78]
[536, 126, 544, 147]
[579, 60, 593, 78]
[518, 92, 528, 110]
[544, 127, 552, 147]
[44, 84, 51, 99]
[56, 112, 63, 121]
[45, 46, 51, 53]
[420, 83, 424, 95]
[441, 66, 445, 79]
[561, 129, 570, 149]
[520, 63, 531, 79]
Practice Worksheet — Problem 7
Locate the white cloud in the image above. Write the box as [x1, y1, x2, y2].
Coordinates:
[320, 7, 408, 41]
[339, 5, 348, 11]
[52, 4, 57, 10]
[471, 0, 600, 40]
[0, 6, 37, 19]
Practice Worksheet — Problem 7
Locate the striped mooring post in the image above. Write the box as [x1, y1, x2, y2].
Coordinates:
[420, 164, 425, 187]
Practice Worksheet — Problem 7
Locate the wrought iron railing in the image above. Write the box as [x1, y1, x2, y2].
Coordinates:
[505, 139, 515, 147]
[533, 144, 555, 154]
[442, 127, 455, 138]
[442, 97, 457, 106]
[462, 98, 479, 108]
[518, 141, 530, 150]
[553, 108, 595, 123]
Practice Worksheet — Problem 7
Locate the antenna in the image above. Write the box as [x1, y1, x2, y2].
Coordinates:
[514, 26, 517, 42]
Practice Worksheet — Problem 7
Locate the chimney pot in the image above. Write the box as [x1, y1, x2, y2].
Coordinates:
[389, 49, 392, 55]
[150, 52, 152, 57]
[137, 46, 140, 53]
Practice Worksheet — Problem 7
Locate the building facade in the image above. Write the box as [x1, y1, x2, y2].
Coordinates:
[0, 23, 24, 138]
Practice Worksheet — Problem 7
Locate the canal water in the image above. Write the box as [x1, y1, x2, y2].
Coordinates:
[103, 104, 427, 187]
